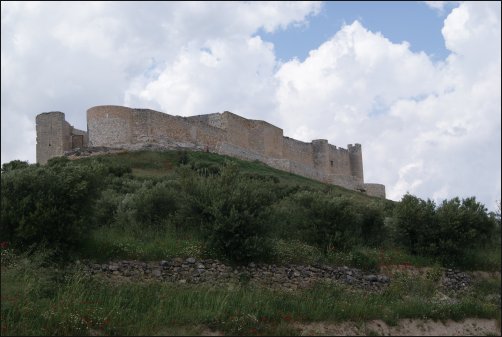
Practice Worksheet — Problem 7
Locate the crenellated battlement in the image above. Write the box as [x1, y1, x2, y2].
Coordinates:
[36, 105, 385, 198]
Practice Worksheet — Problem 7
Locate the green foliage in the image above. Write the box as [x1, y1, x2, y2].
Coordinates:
[1, 159, 30, 173]
[93, 189, 124, 227]
[272, 239, 322, 265]
[116, 180, 179, 229]
[349, 249, 379, 272]
[177, 150, 189, 165]
[2, 150, 497, 272]
[1, 160, 104, 254]
[179, 162, 275, 263]
[359, 203, 386, 247]
[190, 160, 221, 177]
[392, 194, 437, 255]
[78, 226, 205, 262]
[271, 191, 386, 252]
[392, 193, 496, 263]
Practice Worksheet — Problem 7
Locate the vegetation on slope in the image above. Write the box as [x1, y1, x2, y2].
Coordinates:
[1, 150, 500, 335]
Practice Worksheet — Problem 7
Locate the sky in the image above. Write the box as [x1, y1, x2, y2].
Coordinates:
[1, 1, 501, 211]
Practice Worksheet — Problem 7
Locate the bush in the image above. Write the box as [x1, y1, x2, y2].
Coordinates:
[1, 161, 103, 254]
[177, 150, 189, 165]
[116, 181, 179, 229]
[435, 197, 494, 263]
[349, 248, 379, 271]
[190, 160, 221, 177]
[393, 193, 496, 263]
[359, 203, 386, 247]
[272, 239, 322, 265]
[93, 189, 124, 227]
[1, 160, 30, 173]
[179, 163, 274, 263]
[392, 194, 436, 255]
[280, 192, 365, 251]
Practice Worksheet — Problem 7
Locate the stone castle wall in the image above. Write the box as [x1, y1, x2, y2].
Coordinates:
[36, 112, 88, 164]
[36, 105, 385, 198]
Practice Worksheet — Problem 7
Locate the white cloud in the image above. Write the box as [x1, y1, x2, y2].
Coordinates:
[273, 1, 501, 209]
[125, 35, 279, 121]
[1, 1, 321, 162]
[423, 1, 460, 13]
[424, 1, 448, 11]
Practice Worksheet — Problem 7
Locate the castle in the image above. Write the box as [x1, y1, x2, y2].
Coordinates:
[36, 105, 385, 198]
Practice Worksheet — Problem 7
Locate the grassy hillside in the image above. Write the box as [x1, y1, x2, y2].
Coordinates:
[89, 149, 388, 203]
[1, 149, 500, 335]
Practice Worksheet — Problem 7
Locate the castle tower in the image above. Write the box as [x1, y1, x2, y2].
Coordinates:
[348, 143, 364, 182]
[312, 139, 330, 178]
[36, 112, 70, 164]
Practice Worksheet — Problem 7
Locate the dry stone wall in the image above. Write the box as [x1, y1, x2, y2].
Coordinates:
[81, 257, 484, 295]
[83, 258, 392, 292]
[36, 105, 385, 197]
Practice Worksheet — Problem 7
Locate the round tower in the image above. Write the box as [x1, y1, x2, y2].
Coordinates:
[348, 143, 364, 183]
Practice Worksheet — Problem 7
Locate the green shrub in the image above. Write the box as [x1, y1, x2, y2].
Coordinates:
[105, 162, 132, 177]
[1, 161, 103, 254]
[93, 189, 124, 227]
[177, 150, 189, 165]
[179, 163, 274, 263]
[392, 194, 436, 255]
[272, 239, 322, 265]
[270, 191, 386, 252]
[393, 194, 496, 263]
[435, 197, 495, 263]
[116, 181, 179, 229]
[349, 249, 379, 271]
[1, 159, 30, 173]
[283, 191, 361, 251]
[359, 203, 386, 247]
[190, 160, 221, 177]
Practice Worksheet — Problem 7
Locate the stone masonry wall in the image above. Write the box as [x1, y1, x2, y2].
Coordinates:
[37, 105, 385, 198]
[364, 183, 386, 199]
[328, 145, 352, 177]
[36, 112, 88, 164]
[87, 105, 133, 147]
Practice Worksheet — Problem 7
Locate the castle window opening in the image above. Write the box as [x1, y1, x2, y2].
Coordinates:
[330, 160, 333, 167]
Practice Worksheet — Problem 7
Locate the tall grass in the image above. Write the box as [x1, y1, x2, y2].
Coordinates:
[78, 226, 206, 262]
[1, 250, 500, 336]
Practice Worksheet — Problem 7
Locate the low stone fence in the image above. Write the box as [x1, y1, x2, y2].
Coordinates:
[81, 257, 487, 294]
[83, 258, 390, 292]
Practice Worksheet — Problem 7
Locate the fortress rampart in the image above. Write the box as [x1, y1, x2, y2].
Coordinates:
[36, 105, 385, 198]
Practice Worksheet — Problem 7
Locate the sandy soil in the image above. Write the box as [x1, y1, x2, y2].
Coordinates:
[294, 318, 501, 336]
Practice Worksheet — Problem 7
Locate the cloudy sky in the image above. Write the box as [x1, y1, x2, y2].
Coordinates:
[1, 1, 500, 210]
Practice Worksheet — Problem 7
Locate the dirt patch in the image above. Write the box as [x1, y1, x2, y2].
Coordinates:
[294, 318, 501, 336]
